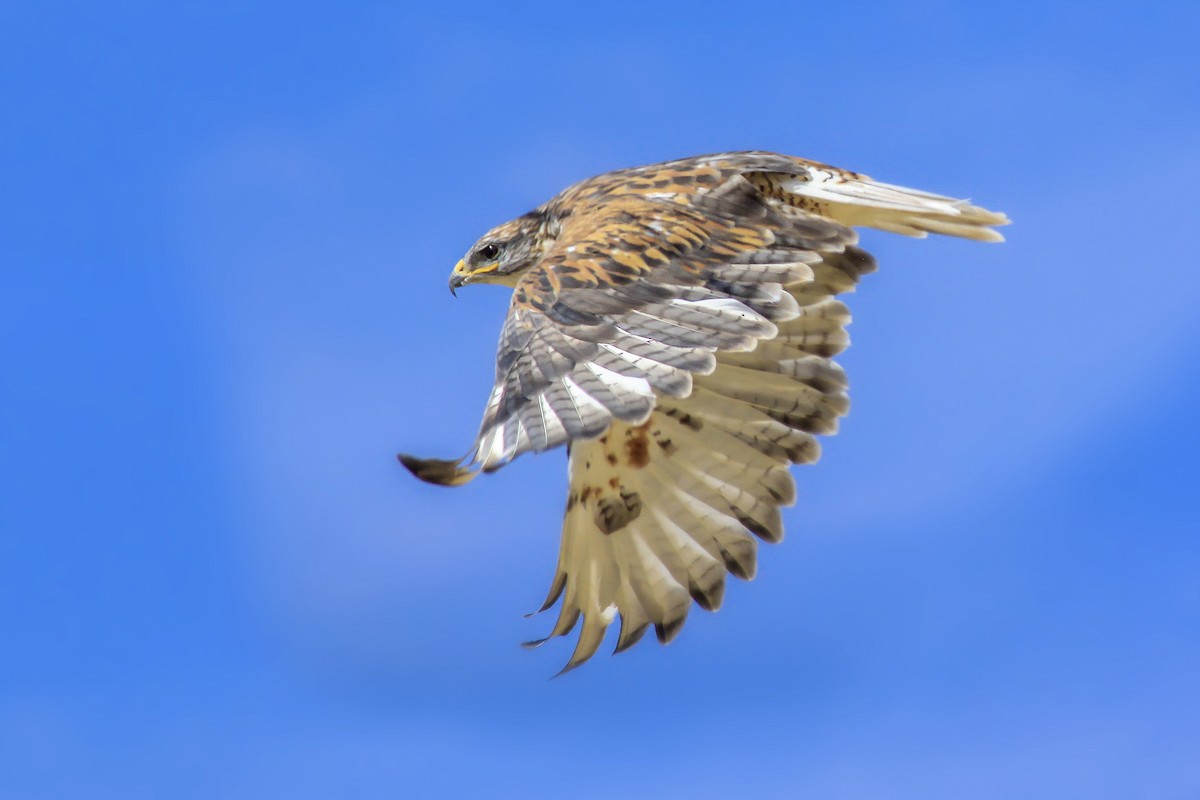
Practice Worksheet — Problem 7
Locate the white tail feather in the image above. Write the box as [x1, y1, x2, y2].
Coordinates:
[775, 169, 1009, 242]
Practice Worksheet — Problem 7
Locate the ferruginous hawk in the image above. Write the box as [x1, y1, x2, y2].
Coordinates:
[400, 151, 1007, 673]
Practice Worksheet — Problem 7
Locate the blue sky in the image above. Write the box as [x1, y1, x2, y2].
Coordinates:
[3, 2, 1199, 797]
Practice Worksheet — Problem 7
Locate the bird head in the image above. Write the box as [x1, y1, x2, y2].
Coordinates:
[449, 211, 552, 294]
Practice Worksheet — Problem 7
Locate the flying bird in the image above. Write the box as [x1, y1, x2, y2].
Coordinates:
[400, 151, 1007, 673]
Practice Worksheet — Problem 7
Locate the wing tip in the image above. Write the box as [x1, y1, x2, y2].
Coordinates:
[654, 615, 686, 645]
[397, 453, 479, 487]
[551, 659, 585, 679]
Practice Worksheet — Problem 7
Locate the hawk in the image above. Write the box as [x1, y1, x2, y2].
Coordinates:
[400, 151, 1007, 673]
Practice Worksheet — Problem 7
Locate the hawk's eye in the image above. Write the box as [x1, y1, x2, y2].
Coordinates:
[478, 243, 501, 261]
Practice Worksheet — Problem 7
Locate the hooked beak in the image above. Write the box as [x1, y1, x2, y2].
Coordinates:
[449, 259, 500, 296]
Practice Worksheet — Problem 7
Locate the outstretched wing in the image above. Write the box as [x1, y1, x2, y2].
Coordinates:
[476, 183, 855, 470]
[401, 174, 857, 485]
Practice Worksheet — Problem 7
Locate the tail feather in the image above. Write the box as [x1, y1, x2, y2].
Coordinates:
[751, 166, 1010, 242]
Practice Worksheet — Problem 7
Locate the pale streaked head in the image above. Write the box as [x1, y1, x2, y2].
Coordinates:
[449, 212, 550, 294]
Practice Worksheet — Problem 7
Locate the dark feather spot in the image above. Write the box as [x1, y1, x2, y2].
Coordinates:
[719, 545, 753, 580]
[688, 575, 724, 612]
[557, 275, 589, 290]
[663, 407, 703, 431]
[594, 489, 642, 534]
[624, 433, 650, 468]
[614, 620, 649, 654]
[547, 302, 602, 326]
[655, 615, 685, 644]
[735, 510, 777, 543]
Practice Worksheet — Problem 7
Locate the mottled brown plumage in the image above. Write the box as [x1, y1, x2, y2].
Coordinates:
[402, 151, 1008, 672]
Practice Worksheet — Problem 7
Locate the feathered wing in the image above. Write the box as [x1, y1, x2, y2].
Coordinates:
[399, 152, 1008, 671]
[401, 173, 855, 485]
[528, 248, 876, 672]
